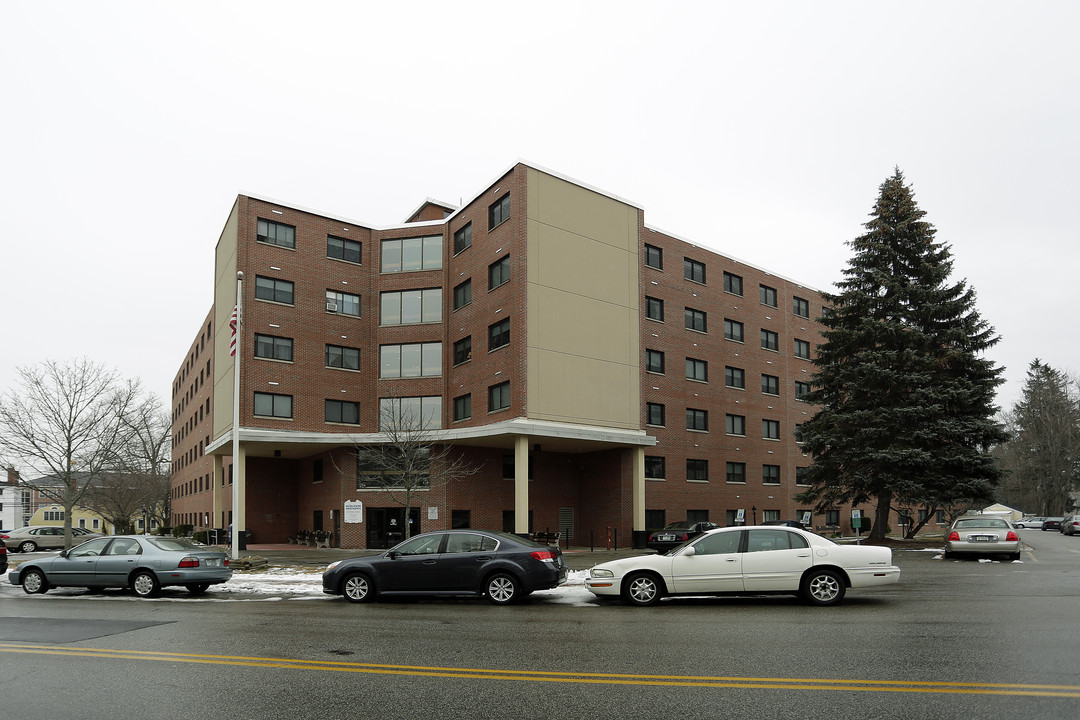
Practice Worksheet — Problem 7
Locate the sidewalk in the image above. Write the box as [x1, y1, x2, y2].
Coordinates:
[224, 543, 653, 572]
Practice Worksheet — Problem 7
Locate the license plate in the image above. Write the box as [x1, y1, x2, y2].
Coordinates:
[205, 558, 221, 566]
[659, 535, 674, 541]
[969, 536, 994, 542]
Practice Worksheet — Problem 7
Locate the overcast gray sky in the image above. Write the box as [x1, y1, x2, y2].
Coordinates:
[2, 1, 1076, 413]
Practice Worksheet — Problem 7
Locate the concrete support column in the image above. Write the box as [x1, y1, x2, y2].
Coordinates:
[632, 446, 647, 549]
[514, 435, 529, 535]
[212, 454, 223, 529]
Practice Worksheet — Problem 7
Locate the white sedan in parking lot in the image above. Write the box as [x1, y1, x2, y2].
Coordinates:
[585, 526, 900, 607]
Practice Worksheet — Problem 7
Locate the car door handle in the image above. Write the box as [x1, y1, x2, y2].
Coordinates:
[796, 553, 811, 557]
[725, 558, 737, 562]
[475, 556, 491, 562]
[422, 559, 437, 565]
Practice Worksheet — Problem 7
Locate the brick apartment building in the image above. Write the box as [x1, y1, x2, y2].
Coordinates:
[170, 161, 836, 549]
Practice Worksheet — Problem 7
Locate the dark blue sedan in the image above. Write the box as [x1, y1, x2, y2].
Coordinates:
[323, 529, 568, 605]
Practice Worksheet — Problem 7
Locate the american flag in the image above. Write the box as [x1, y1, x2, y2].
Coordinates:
[229, 305, 238, 356]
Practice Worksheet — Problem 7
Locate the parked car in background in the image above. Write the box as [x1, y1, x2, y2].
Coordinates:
[944, 517, 1021, 560]
[0, 544, 7, 575]
[323, 529, 568, 605]
[761, 520, 810, 530]
[8, 535, 232, 597]
[647, 521, 722, 553]
[586, 525, 899, 607]
[1060, 516, 1080, 535]
[1041, 517, 1064, 532]
[1013, 517, 1044, 529]
[0, 525, 105, 553]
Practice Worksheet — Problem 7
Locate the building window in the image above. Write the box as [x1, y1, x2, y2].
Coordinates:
[489, 381, 510, 412]
[254, 392, 292, 419]
[489, 318, 510, 351]
[763, 419, 780, 440]
[686, 358, 708, 382]
[324, 290, 360, 317]
[645, 296, 664, 322]
[724, 319, 744, 342]
[723, 271, 743, 296]
[726, 462, 746, 484]
[453, 336, 472, 366]
[795, 381, 811, 399]
[257, 219, 295, 249]
[453, 223, 472, 254]
[796, 467, 810, 486]
[793, 296, 810, 318]
[453, 279, 472, 310]
[381, 235, 443, 272]
[761, 329, 779, 352]
[453, 394, 471, 421]
[646, 349, 665, 374]
[380, 343, 442, 378]
[325, 400, 360, 425]
[687, 459, 708, 482]
[763, 465, 780, 484]
[762, 509, 781, 523]
[646, 402, 665, 426]
[794, 338, 811, 359]
[489, 255, 511, 290]
[762, 374, 780, 395]
[684, 258, 706, 284]
[760, 284, 778, 307]
[644, 244, 663, 270]
[326, 344, 360, 370]
[452, 510, 471, 529]
[794, 423, 805, 443]
[645, 456, 666, 480]
[686, 408, 708, 432]
[327, 235, 361, 264]
[684, 307, 707, 333]
[255, 276, 294, 305]
[826, 509, 840, 526]
[380, 396, 442, 430]
[725, 366, 745, 389]
[489, 193, 511, 230]
[254, 334, 293, 362]
[381, 289, 441, 325]
[726, 414, 745, 436]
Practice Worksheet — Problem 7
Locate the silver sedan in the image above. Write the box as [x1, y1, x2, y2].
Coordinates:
[7, 535, 232, 597]
[944, 517, 1021, 561]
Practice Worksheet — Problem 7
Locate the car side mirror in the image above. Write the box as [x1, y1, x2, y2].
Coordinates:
[58, 550, 69, 558]
[387, 550, 398, 560]
[682, 546, 696, 557]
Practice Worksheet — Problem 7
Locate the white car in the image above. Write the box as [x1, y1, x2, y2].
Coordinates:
[1013, 517, 1044, 529]
[585, 525, 900, 607]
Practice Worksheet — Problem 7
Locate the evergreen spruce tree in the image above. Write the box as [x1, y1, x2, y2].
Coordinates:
[796, 169, 1006, 539]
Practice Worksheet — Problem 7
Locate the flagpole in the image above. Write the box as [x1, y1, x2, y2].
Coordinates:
[231, 271, 243, 560]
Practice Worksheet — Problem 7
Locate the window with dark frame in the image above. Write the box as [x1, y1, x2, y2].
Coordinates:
[327, 235, 361, 263]
[326, 344, 360, 370]
[686, 357, 708, 382]
[453, 223, 472, 254]
[489, 318, 510, 351]
[380, 235, 443, 273]
[726, 462, 746, 484]
[453, 337, 472, 365]
[724, 319, 744, 342]
[795, 381, 811, 399]
[257, 219, 296, 249]
[646, 402, 665, 426]
[763, 464, 780, 484]
[453, 394, 472, 421]
[686, 459, 708, 482]
[684, 258, 706, 284]
[254, 334, 293, 362]
[762, 374, 780, 395]
[684, 307, 707, 332]
[453, 279, 472, 310]
[255, 275, 294, 305]
[761, 329, 779, 351]
[489, 193, 511, 230]
[326, 290, 361, 317]
[686, 408, 708, 431]
[645, 296, 664, 321]
[489, 255, 511, 289]
[644, 243, 663, 269]
[645, 456, 666, 479]
[254, 392, 292, 419]
[488, 381, 510, 412]
[646, 349, 665, 374]
[725, 366, 745, 389]
[794, 338, 811, 359]
[726, 413, 745, 436]
[760, 284, 778, 307]
[763, 418, 780, 439]
[796, 467, 810, 486]
[793, 296, 810, 318]
[325, 400, 360, 425]
[723, 271, 743, 296]
[794, 423, 805, 443]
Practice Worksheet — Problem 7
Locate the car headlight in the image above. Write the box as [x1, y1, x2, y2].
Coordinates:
[326, 561, 341, 572]
[590, 568, 614, 578]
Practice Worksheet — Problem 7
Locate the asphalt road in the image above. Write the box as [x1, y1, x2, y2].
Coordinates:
[2, 529, 1078, 719]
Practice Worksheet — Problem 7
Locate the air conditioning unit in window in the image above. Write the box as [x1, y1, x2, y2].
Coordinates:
[326, 302, 338, 312]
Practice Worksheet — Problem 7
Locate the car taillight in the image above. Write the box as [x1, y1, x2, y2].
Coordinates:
[178, 557, 200, 568]
[947, 531, 960, 541]
[223, 559, 229, 567]
[1006, 531, 1019, 541]
[530, 550, 556, 561]
[681, 533, 689, 540]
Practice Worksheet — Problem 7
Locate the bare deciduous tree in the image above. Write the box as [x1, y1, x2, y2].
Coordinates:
[0, 359, 139, 549]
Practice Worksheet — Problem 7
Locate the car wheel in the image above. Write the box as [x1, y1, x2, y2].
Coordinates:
[943, 549, 953, 559]
[22, 569, 49, 595]
[19, 541, 38, 553]
[1007, 552, 1021, 561]
[622, 572, 663, 606]
[342, 572, 375, 603]
[801, 569, 846, 606]
[485, 573, 520, 605]
[186, 583, 210, 595]
[131, 571, 161, 598]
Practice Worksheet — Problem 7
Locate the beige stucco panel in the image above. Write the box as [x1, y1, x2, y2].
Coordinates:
[528, 347, 640, 429]
[212, 199, 240, 443]
[530, 221, 636, 307]
[527, 169, 637, 251]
